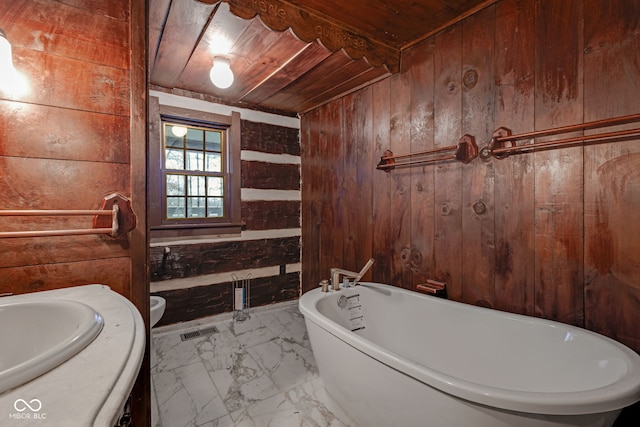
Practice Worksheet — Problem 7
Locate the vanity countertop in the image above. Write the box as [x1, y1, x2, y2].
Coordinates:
[0, 285, 145, 427]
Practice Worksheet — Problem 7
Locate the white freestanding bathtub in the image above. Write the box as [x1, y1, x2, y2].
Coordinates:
[299, 282, 640, 427]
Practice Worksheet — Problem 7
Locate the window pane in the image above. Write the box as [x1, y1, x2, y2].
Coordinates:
[165, 148, 184, 170]
[207, 197, 224, 217]
[188, 175, 205, 196]
[166, 174, 185, 195]
[205, 152, 221, 172]
[186, 128, 203, 150]
[205, 131, 222, 152]
[207, 176, 223, 196]
[166, 133, 183, 148]
[166, 197, 185, 219]
[186, 150, 204, 171]
[187, 197, 206, 218]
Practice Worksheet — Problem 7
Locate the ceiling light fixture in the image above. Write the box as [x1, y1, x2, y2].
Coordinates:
[209, 57, 234, 89]
[0, 28, 29, 97]
[171, 125, 188, 137]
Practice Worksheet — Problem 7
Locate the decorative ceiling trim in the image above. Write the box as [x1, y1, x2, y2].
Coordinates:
[197, 0, 400, 74]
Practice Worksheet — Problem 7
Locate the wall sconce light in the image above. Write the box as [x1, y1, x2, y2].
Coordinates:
[209, 57, 234, 89]
[0, 28, 15, 74]
[0, 28, 29, 97]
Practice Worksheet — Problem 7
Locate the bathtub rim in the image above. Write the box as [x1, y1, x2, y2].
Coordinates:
[299, 282, 640, 416]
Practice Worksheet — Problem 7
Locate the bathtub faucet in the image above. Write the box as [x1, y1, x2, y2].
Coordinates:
[330, 258, 375, 290]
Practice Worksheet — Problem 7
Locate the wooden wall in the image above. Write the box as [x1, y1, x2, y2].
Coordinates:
[301, 0, 640, 355]
[0, 0, 149, 424]
[149, 92, 301, 326]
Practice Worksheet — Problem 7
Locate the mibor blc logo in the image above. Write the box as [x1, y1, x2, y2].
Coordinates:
[9, 399, 46, 420]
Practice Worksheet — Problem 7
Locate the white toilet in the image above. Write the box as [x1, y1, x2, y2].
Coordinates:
[150, 295, 166, 328]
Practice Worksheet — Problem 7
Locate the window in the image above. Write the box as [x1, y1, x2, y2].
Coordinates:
[149, 98, 241, 238]
[163, 122, 225, 219]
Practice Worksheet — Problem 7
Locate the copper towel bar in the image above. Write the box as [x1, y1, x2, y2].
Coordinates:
[482, 113, 640, 159]
[377, 134, 478, 170]
[0, 193, 136, 239]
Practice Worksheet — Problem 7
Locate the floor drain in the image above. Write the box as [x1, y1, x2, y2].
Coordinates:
[180, 326, 219, 341]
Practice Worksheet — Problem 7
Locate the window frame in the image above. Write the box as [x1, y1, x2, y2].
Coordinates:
[162, 119, 227, 221]
[149, 98, 241, 238]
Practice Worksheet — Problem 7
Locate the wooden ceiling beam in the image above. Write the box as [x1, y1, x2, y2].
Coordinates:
[197, 0, 400, 74]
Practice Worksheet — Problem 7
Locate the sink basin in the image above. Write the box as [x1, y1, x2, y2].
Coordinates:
[0, 299, 104, 394]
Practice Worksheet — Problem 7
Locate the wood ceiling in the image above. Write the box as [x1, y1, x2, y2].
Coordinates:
[149, 0, 495, 114]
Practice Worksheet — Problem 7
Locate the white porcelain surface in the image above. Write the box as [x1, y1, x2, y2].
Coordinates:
[0, 285, 145, 427]
[0, 299, 103, 394]
[150, 295, 166, 327]
[300, 282, 640, 427]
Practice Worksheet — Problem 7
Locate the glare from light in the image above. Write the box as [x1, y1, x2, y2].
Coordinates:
[208, 34, 233, 55]
[171, 126, 188, 137]
[0, 28, 30, 98]
[1, 69, 30, 98]
[209, 57, 234, 89]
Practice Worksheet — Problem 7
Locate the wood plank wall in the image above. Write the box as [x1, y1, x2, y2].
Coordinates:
[301, 0, 640, 354]
[1, 0, 131, 295]
[149, 93, 301, 326]
[0, 0, 149, 424]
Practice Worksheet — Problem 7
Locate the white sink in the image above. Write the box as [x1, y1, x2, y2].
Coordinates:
[0, 299, 104, 394]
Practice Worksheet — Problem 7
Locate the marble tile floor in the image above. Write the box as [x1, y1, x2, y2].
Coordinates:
[151, 301, 357, 427]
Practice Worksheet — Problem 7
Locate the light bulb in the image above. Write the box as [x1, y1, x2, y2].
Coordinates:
[171, 126, 188, 137]
[0, 28, 30, 97]
[209, 57, 234, 89]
